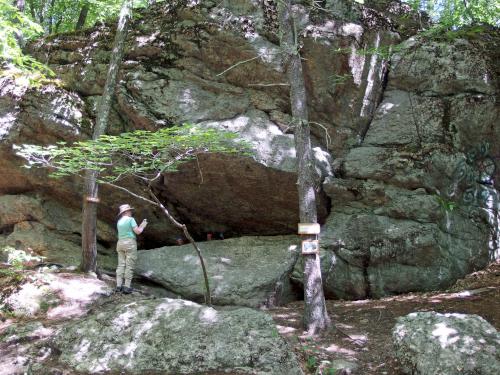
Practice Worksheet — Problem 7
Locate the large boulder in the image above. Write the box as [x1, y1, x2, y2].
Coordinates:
[136, 236, 301, 307]
[393, 312, 500, 375]
[50, 297, 303, 374]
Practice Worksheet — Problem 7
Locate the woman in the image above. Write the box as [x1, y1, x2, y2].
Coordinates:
[115, 204, 147, 294]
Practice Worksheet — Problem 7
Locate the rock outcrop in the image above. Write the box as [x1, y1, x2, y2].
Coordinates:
[6, 0, 413, 241]
[0, 194, 117, 269]
[393, 311, 500, 375]
[2, 272, 111, 318]
[50, 297, 303, 374]
[0, 1, 498, 299]
[303, 29, 500, 299]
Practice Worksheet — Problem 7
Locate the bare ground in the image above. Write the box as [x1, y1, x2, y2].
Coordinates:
[269, 261, 500, 374]
[1, 262, 499, 374]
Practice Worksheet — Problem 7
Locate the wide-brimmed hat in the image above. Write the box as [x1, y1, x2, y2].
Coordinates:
[117, 204, 134, 217]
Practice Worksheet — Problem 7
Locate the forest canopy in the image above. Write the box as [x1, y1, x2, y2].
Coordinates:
[404, 0, 500, 28]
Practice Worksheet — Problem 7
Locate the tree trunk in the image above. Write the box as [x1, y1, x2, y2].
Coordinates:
[80, 0, 132, 273]
[278, 0, 330, 335]
[38, 0, 45, 24]
[47, 0, 56, 34]
[14, 0, 25, 11]
[12, 0, 26, 46]
[54, 16, 62, 33]
[75, 4, 89, 30]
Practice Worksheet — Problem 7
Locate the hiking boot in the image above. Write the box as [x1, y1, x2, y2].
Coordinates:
[115, 286, 123, 293]
[122, 287, 133, 294]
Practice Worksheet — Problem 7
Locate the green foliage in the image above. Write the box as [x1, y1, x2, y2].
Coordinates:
[435, 195, 457, 212]
[23, 0, 167, 34]
[306, 354, 318, 372]
[0, 0, 54, 86]
[15, 125, 253, 184]
[404, 0, 499, 28]
[39, 292, 60, 312]
[0, 246, 44, 283]
[421, 23, 494, 41]
[0, 267, 22, 281]
[270, 327, 280, 337]
[0, 0, 55, 85]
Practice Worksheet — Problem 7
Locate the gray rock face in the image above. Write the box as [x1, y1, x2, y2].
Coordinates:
[393, 312, 500, 375]
[0, 77, 86, 196]
[8, 0, 416, 242]
[136, 236, 301, 307]
[0, 1, 498, 301]
[158, 109, 331, 236]
[0, 194, 117, 269]
[390, 37, 497, 95]
[0, 75, 185, 249]
[315, 199, 492, 299]
[315, 32, 500, 299]
[52, 297, 303, 374]
[0, 321, 56, 375]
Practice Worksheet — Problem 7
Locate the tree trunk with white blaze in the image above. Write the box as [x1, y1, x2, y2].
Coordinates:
[81, 0, 132, 273]
[278, 0, 330, 335]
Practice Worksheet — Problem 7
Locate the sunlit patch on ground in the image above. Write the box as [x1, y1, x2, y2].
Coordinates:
[1, 271, 112, 320]
[46, 274, 111, 319]
[276, 324, 297, 334]
[0, 271, 114, 374]
[270, 261, 500, 374]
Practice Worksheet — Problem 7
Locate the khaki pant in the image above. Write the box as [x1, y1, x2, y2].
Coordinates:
[116, 238, 137, 288]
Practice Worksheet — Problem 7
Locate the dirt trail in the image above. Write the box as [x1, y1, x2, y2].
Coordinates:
[270, 261, 500, 374]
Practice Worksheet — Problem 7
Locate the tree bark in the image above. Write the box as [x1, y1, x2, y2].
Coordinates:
[75, 3, 89, 30]
[47, 0, 56, 34]
[38, 0, 45, 24]
[278, 0, 330, 335]
[14, 0, 25, 11]
[80, 0, 132, 273]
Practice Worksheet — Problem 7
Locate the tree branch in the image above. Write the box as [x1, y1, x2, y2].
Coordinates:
[100, 181, 159, 207]
[216, 55, 261, 76]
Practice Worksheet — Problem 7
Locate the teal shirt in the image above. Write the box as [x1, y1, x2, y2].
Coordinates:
[117, 216, 138, 240]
